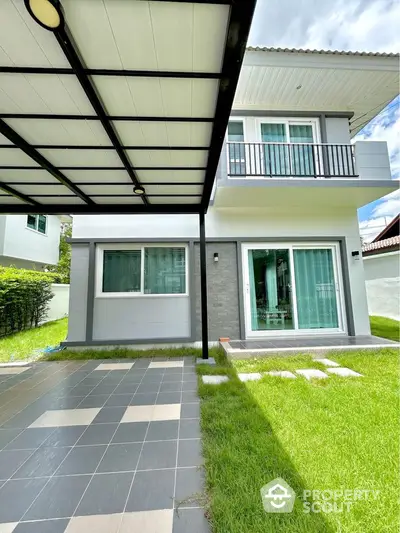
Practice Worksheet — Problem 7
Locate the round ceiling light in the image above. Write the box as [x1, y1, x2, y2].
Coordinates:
[25, 0, 63, 31]
[133, 186, 146, 196]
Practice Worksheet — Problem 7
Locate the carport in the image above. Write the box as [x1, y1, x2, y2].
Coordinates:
[0, 0, 256, 359]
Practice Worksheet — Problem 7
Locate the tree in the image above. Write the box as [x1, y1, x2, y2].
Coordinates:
[46, 222, 72, 283]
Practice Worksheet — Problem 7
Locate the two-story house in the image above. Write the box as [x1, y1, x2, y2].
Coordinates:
[64, 47, 398, 350]
[0, 214, 62, 270]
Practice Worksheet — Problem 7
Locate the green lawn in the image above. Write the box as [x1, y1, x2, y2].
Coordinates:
[0, 318, 68, 362]
[198, 348, 399, 533]
[370, 315, 400, 342]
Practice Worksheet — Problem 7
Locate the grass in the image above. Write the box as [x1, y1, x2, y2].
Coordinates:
[370, 315, 400, 342]
[198, 348, 399, 533]
[0, 318, 68, 363]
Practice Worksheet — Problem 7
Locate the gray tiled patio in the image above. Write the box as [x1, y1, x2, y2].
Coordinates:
[0, 358, 208, 533]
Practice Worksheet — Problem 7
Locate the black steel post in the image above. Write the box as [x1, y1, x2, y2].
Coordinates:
[199, 211, 209, 359]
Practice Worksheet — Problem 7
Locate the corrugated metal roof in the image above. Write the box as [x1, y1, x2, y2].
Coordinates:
[362, 235, 400, 254]
[246, 47, 399, 58]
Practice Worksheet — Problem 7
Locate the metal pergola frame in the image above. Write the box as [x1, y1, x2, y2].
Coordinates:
[0, 0, 257, 358]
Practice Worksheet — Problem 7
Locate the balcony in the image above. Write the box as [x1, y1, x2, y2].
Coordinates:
[213, 140, 396, 209]
[227, 142, 357, 179]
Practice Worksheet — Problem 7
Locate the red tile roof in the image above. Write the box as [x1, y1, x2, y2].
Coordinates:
[362, 235, 400, 256]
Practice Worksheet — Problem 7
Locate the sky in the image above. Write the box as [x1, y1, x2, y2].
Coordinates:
[248, 0, 400, 242]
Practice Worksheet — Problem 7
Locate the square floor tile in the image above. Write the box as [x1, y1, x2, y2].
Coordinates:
[55, 445, 106, 475]
[112, 422, 148, 444]
[149, 362, 184, 369]
[179, 419, 201, 440]
[76, 424, 117, 446]
[29, 409, 101, 428]
[39, 426, 87, 448]
[173, 508, 209, 533]
[95, 363, 134, 371]
[0, 429, 22, 450]
[175, 467, 205, 507]
[12, 447, 71, 479]
[153, 404, 181, 422]
[146, 421, 179, 441]
[181, 391, 198, 403]
[75, 472, 133, 516]
[156, 393, 181, 405]
[97, 443, 142, 473]
[90, 384, 118, 395]
[65, 513, 122, 533]
[137, 440, 177, 470]
[182, 381, 197, 391]
[113, 384, 139, 394]
[121, 405, 153, 423]
[130, 393, 158, 406]
[160, 382, 182, 393]
[180, 403, 199, 419]
[5, 428, 55, 451]
[92, 407, 126, 424]
[0, 450, 34, 480]
[105, 395, 133, 407]
[126, 469, 175, 511]
[76, 395, 109, 408]
[177, 439, 202, 467]
[136, 383, 161, 394]
[0, 478, 49, 522]
[24, 475, 90, 520]
[13, 519, 69, 532]
[120, 509, 173, 533]
[0, 523, 17, 533]
[0, 368, 27, 375]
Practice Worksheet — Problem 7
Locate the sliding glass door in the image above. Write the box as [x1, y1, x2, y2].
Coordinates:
[244, 243, 344, 336]
[259, 119, 317, 177]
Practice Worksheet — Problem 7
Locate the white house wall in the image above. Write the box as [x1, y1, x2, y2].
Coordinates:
[71, 207, 371, 338]
[1, 215, 60, 266]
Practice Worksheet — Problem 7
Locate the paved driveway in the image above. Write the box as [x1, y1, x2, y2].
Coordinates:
[0, 358, 209, 533]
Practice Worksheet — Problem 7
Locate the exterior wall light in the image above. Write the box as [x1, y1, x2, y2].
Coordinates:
[214, 252, 219, 262]
[25, 0, 64, 31]
[133, 186, 146, 196]
[352, 250, 360, 260]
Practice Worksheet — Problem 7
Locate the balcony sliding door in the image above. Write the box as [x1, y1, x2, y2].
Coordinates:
[259, 119, 317, 177]
[243, 243, 344, 336]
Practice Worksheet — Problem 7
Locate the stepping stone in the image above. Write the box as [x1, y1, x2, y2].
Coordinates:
[314, 358, 340, 367]
[202, 375, 229, 385]
[327, 367, 363, 377]
[296, 369, 329, 380]
[238, 373, 262, 382]
[196, 357, 216, 366]
[266, 371, 297, 379]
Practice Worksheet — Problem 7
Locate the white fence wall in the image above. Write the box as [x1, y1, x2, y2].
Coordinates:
[46, 283, 70, 322]
[363, 252, 400, 321]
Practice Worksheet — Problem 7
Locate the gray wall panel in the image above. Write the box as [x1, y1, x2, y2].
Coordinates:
[66, 245, 89, 342]
[92, 297, 190, 341]
[194, 242, 241, 341]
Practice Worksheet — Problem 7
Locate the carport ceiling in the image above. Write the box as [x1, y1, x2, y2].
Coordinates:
[0, 0, 256, 214]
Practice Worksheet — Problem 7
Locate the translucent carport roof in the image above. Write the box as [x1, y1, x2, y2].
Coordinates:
[0, 0, 256, 214]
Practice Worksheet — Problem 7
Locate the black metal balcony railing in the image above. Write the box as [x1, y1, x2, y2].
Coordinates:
[227, 142, 358, 178]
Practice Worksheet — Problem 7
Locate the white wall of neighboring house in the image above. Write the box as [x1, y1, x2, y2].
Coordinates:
[0, 215, 61, 268]
[45, 283, 70, 323]
[363, 252, 400, 320]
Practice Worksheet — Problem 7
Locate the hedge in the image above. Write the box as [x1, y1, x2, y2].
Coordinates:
[0, 267, 59, 337]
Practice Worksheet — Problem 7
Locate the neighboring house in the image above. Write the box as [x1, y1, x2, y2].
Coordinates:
[64, 47, 398, 347]
[0, 214, 61, 270]
[362, 215, 400, 320]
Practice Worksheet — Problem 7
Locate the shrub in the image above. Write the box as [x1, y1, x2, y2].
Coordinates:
[0, 267, 57, 337]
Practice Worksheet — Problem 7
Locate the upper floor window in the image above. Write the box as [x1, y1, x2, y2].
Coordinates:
[227, 121, 245, 175]
[27, 214, 47, 235]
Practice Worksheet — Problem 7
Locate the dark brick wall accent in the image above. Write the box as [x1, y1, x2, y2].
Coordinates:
[194, 242, 241, 341]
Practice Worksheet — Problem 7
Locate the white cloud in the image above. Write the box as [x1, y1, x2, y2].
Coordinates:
[371, 189, 400, 218]
[249, 0, 400, 53]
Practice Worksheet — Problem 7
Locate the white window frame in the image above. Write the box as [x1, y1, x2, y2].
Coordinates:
[255, 117, 321, 144]
[242, 241, 346, 338]
[95, 243, 189, 298]
[226, 119, 247, 175]
[26, 214, 47, 235]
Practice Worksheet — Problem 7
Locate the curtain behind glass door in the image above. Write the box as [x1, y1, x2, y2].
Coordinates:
[293, 249, 339, 329]
[289, 124, 315, 176]
[261, 123, 288, 176]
